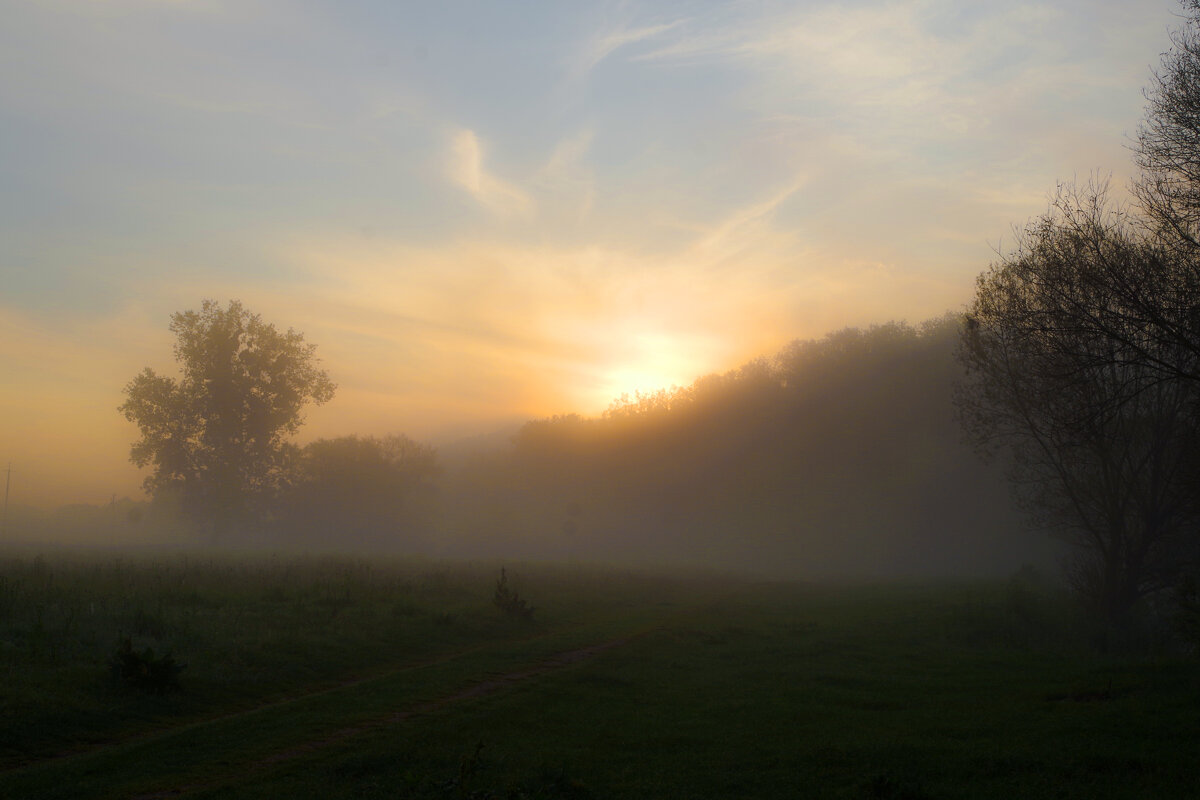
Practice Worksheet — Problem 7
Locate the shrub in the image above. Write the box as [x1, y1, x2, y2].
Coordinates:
[109, 636, 186, 693]
[493, 568, 534, 620]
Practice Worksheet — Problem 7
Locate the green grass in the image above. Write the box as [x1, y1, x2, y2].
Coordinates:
[0, 553, 689, 766]
[0, 553, 1197, 798]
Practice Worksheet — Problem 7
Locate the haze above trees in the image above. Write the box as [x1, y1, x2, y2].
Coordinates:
[92, 303, 1033, 581]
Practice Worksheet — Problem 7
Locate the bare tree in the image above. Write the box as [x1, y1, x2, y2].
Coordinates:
[1136, 0, 1200, 249]
[959, 187, 1200, 624]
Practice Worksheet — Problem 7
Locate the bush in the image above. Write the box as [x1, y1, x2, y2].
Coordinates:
[493, 569, 534, 620]
[109, 636, 186, 693]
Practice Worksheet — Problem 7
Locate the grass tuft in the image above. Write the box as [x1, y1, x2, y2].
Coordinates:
[494, 568, 535, 620]
[109, 636, 185, 693]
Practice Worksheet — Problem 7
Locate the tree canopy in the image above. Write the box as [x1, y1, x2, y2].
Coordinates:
[119, 300, 335, 535]
[276, 434, 439, 546]
[438, 316, 1028, 576]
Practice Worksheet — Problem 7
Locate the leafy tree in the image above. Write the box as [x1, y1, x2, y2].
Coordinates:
[119, 300, 335, 536]
[959, 188, 1200, 625]
[277, 434, 438, 546]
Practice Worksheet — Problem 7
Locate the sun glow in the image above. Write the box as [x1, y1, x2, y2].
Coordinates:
[584, 330, 711, 413]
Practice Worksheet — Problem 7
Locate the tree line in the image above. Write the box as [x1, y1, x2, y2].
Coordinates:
[436, 316, 1033, 576]
[119, 300, 438, 548]
[121, 304, 1032, 577]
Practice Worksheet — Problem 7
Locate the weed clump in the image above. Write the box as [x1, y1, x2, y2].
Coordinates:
[109, 636, 185, 693]
[493, 568, 534, 620]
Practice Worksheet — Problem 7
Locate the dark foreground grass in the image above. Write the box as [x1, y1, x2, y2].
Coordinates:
[2, 554, 1198, 798]
[0, 552, 695, 770]
[183, 583, 1200, 800]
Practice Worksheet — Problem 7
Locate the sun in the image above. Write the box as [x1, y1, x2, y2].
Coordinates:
[583, 330, 709, 413]
[601, 364, 682, 401]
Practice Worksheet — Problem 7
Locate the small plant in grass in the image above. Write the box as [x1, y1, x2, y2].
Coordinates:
[109, 636, 186, 693]
[494, 568, 534, 620]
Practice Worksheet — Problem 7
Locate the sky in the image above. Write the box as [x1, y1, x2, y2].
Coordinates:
[0, 0, 1183, 506]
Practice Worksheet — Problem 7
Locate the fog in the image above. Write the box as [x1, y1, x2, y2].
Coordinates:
[2, 315, 1054, 580]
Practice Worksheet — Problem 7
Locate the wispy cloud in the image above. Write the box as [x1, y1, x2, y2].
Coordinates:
[448, 129, 534, 218]
[689, 178, 807, 266]
[533, 130, 596, 222]
[630, 1, 1162, 164]
[572, 18, 686, 81]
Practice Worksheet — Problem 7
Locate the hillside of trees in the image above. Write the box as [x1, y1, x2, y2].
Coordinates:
[432, 315, 1043, 577]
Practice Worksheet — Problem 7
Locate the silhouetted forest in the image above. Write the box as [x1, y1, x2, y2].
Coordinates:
[432, 315, 1044, 577]
[13, 314, 1045, 578]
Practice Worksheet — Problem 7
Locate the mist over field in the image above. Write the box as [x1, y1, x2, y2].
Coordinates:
[435, 317, 1045, 576]
[3, 316, 1047, 580]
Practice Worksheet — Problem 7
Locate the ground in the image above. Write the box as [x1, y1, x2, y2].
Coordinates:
[0, 554, 1196, 798]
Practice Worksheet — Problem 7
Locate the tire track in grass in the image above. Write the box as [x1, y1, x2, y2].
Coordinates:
[0, 594, 728, 799]
[132, 632, 647, 799]
[1, 627, 556, 774]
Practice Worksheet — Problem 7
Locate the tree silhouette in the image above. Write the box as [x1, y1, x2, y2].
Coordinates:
[119, 300, 335, 537]
[957, 4, 1200, 629]
[438, 316, 1024, 577]
[959, 187, 1200, 625]
[277, 434, 438, 546]
[1137, 0, 1200, 248]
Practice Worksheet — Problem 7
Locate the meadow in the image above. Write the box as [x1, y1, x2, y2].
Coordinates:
[0, 551, 1197, 799]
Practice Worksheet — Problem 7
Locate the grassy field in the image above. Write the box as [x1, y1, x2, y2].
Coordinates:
[0, 552, 1197, 798]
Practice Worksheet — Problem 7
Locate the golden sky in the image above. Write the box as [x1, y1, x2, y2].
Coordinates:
[0, 0, 1179, 506]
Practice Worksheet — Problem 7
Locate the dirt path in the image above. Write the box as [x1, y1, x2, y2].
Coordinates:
[2, 619, 592, 776]
[130, 632, 644, 799]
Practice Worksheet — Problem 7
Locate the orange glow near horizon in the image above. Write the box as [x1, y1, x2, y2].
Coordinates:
[572, 329, 723, 412]
[0, 262, 944, 510]
[3, 1, 1171, 508]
